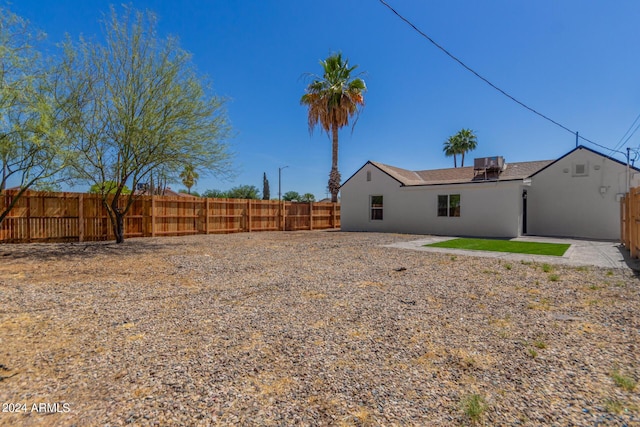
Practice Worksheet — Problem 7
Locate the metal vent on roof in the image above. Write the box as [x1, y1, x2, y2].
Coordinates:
[473, 156, 505, 180]
[474, 156, 504, 171]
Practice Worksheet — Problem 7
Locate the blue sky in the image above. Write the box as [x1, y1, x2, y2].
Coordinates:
[9, 0, 640, 199]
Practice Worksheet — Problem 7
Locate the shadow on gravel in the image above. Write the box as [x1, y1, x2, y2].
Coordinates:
[616, 244, 640, 277]
[0, 238, 182, 261]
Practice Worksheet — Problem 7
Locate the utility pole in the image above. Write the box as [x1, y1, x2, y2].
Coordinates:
[278, 166, 288, 201]
[575, 131, 579, 148]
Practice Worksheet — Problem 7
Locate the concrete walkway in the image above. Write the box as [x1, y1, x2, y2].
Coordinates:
[385, 235, 639, 270]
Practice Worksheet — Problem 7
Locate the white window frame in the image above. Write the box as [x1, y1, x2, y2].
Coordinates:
[370, 195, 383, 220]
[437, 194, 461, 217]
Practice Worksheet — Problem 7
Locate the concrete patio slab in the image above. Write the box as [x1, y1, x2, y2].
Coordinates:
[385, 235, 639, 270]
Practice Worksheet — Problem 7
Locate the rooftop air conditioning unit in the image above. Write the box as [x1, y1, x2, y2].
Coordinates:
[474, 156, 504, 171]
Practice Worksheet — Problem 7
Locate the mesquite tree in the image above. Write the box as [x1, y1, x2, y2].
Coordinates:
[0, 7, 73, 225]
[59, 6, 231, 243]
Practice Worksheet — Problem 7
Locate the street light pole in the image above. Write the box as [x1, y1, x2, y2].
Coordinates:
[278, 166, 288, 201]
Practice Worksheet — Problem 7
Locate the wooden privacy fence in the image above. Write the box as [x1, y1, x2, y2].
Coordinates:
[620, 186, 640, 258]
[0, 190, 340, 243]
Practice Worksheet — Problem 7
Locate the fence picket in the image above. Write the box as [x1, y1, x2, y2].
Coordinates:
[621, 188, 640, 258]
[0, 190, 340, 243]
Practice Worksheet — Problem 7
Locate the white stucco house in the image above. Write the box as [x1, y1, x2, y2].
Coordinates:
[340, 146, 640, 240]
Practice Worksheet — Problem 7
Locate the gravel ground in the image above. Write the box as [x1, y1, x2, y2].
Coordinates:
[0, 230, 638, 426]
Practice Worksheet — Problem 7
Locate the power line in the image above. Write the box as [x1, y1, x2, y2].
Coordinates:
[620, 120, 640, 150]
[610, 111, 640, 155]
[616, 112, 640, 148]
[581, 135, 626, 155]
[378, 0, 625, 155]
[625, 122, 640, 145]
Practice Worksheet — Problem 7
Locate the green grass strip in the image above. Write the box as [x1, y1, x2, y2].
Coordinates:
[425, 238, 570, 256]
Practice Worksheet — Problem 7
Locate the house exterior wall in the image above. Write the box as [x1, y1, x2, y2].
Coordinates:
[340, 164, 402, 233]
[526, 147, 636, 240]
[341, 163, 524, 237]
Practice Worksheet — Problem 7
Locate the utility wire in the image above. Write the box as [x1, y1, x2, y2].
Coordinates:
[378, 0, 625, 155]
[614, 114, 640, 157]
[620, 121, 640, 151]
[610, 111, 640, 155]
[609, 114, 640, 160]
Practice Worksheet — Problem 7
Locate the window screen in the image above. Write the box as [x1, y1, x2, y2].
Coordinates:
[370, 195, 383, 220]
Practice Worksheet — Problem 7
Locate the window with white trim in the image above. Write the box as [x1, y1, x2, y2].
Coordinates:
[370, 195, 383, 220]
[438, 194, 460, 217]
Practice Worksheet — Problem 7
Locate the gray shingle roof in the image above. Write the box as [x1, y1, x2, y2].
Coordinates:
[369, 160, 553, 186]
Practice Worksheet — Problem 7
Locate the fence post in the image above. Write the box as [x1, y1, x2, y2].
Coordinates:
[309, 201, 313, 230]
[620, 196, 624, 247]
[247, 199, 252, 232]
[194, 198, 199, 234]
[629, 192, 632, 250]
[629, 189, 638, 258]
[633, 190, 636, 257]
[151, 195, 156, 237]
[281, 201, 286, 231]
[621, 195, 627, 247]
[78, 193, 84, 242]
[626, 195, 630, 249]
[25, 193, 31, 242]
[205, 198, 210, 234]
[631, 190, 637, 258]
[625, 194, 630, 249]
[332, 202, 337, 229]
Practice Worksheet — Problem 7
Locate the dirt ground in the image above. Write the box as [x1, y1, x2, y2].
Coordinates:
[0, 231, 638, 426]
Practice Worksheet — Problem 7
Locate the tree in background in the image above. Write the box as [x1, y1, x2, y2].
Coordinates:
[146, 167, 173, 195]
[262, 172, 270, 200]
[89, 181, 131, 195]
[301, 193, 316, 202]
[442, 134, 461, 168]
[59, 6, 231, 243]
[0, 7, 73, 225]
[443, 129, 478, 168]
[301, 53, 366, 203]
[456, 128, 478, 167]
[32, 182, 62, 192]
[180, 165, 199, 194]
[282, 191, 301, 202]
[178, 189, 200, 197]
[202, 189, 227, 198]
[226, 185, 260, 199]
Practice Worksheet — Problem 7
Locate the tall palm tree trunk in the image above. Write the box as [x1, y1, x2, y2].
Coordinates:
[329, 121, 341, 203]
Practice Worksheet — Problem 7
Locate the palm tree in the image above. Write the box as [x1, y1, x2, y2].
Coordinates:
[301, 53, 366, 203]
[180, 165, 199, 194]
[456, 128, 478, 167]
[443, 135, 461, 168]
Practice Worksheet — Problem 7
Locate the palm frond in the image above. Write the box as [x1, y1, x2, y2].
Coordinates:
[301, 53, 366, 136]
